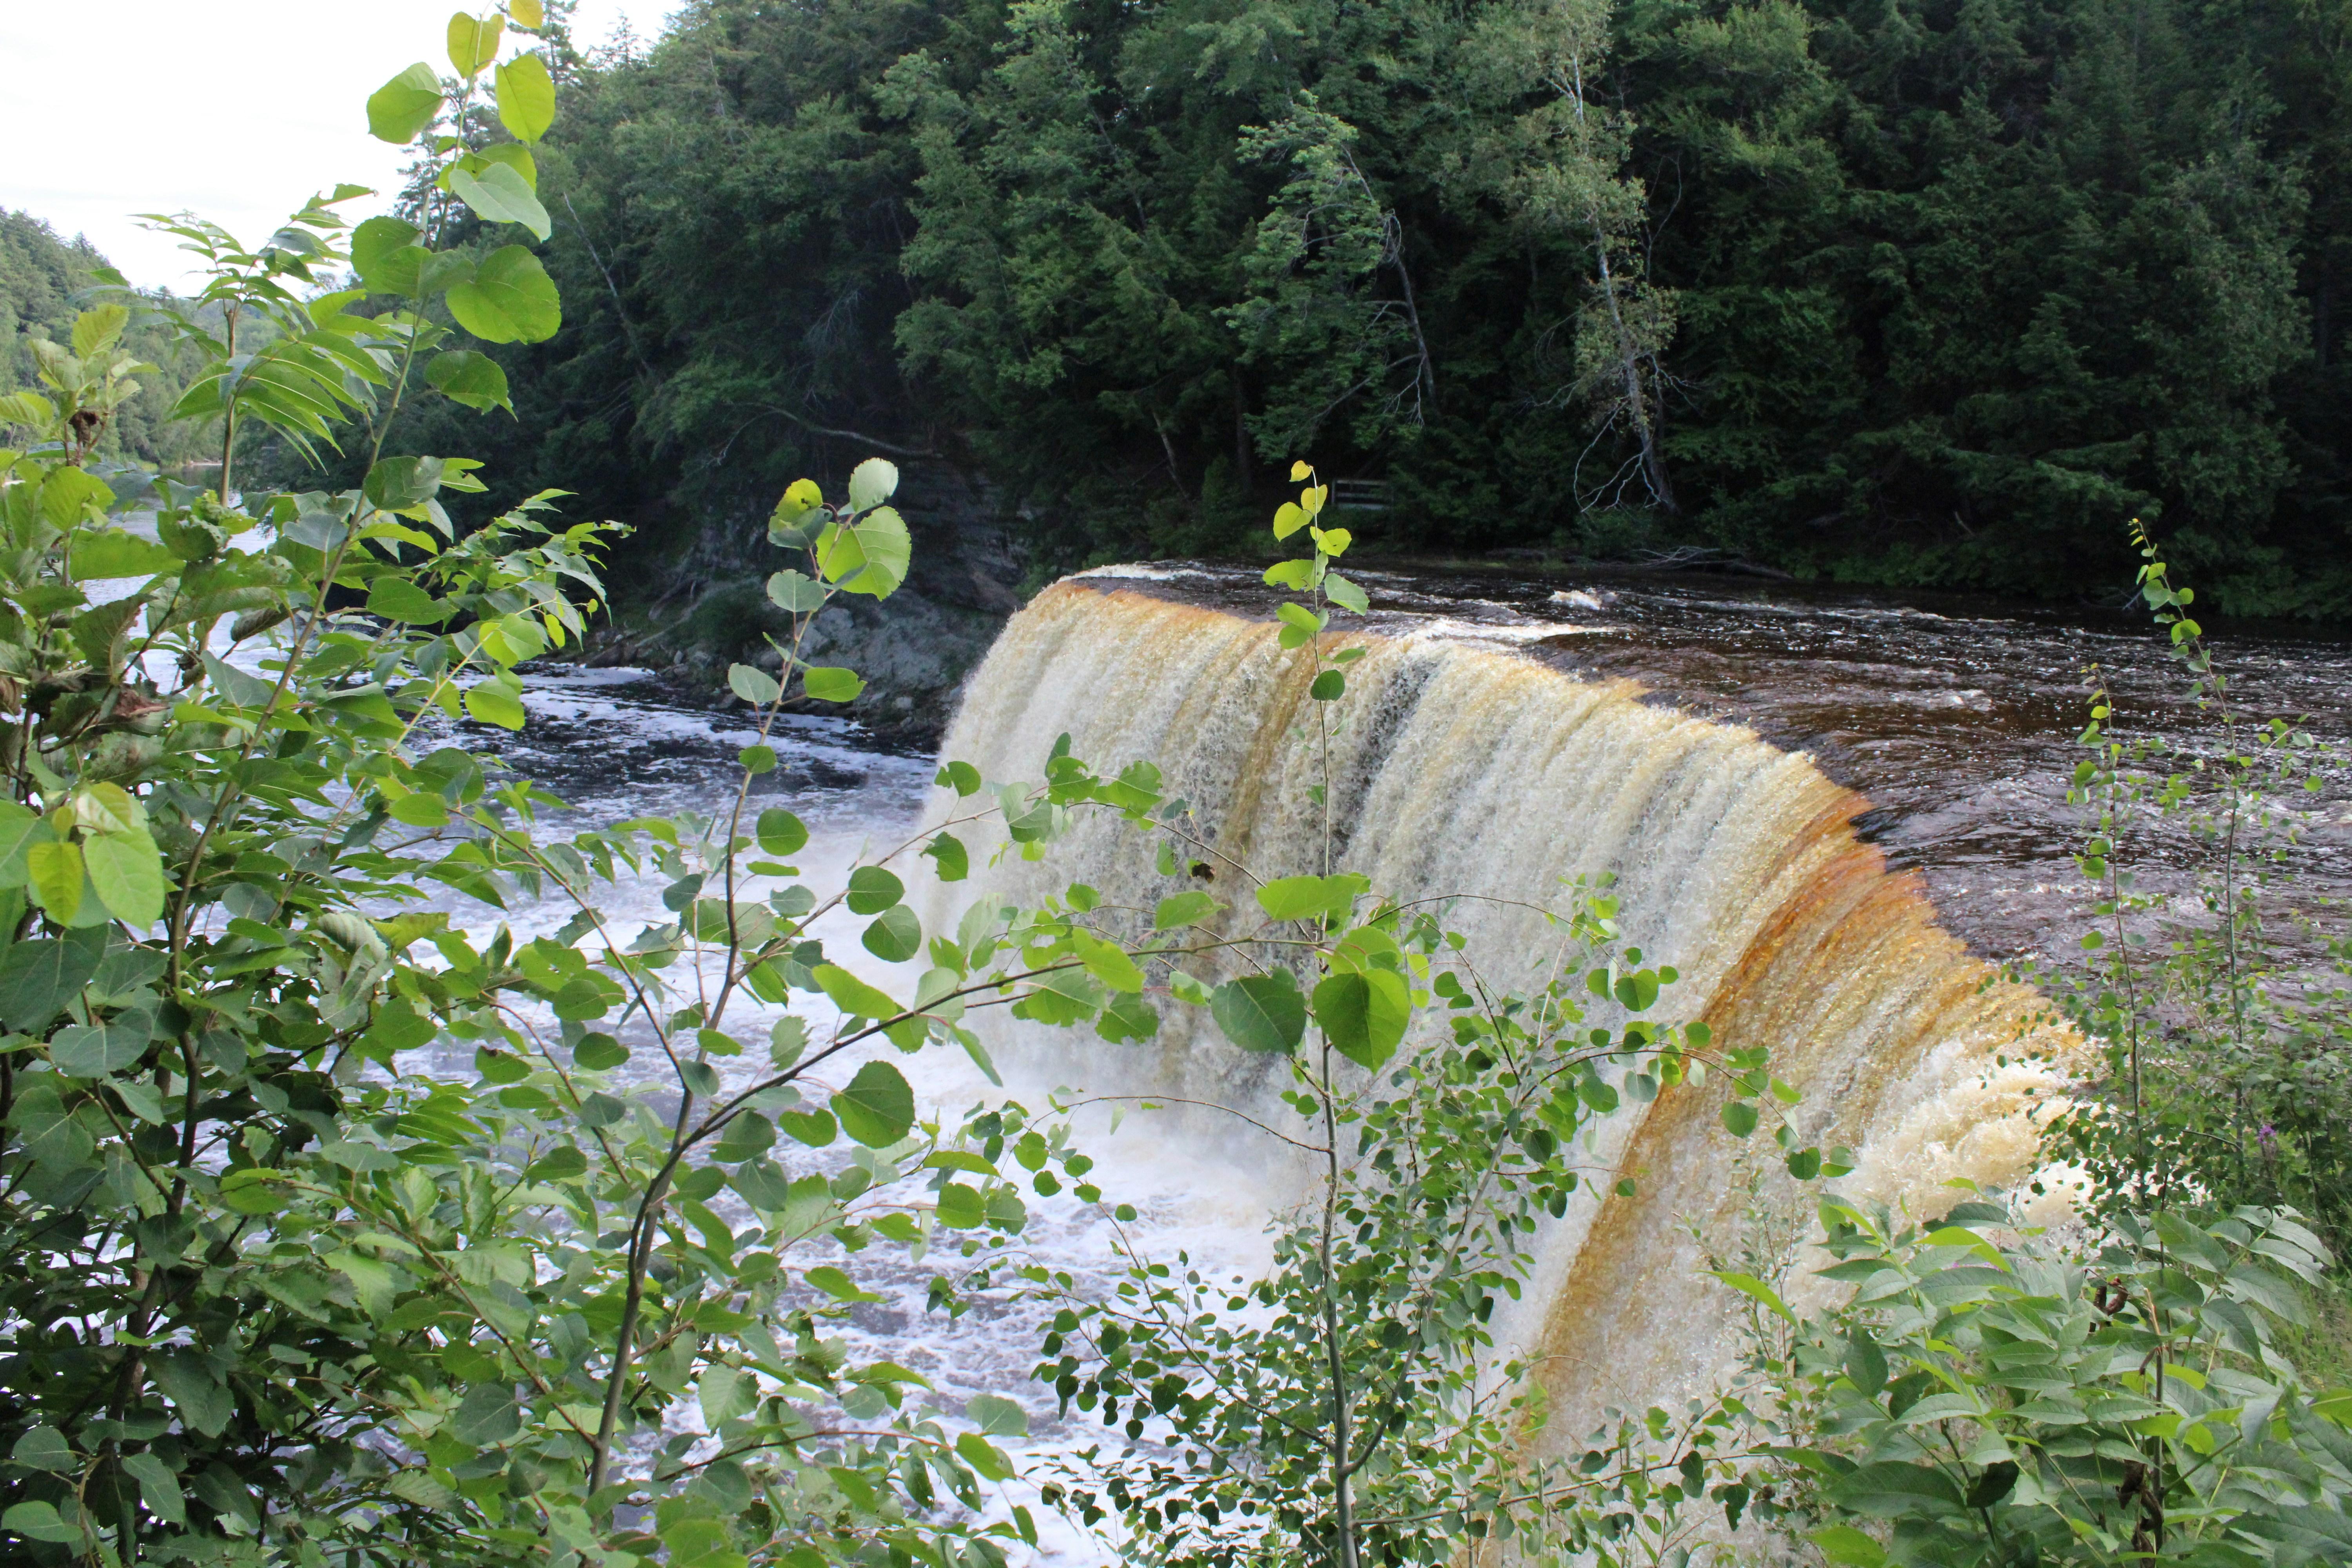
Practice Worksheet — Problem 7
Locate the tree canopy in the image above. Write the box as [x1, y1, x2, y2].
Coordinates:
[352, 0, 2352, 612]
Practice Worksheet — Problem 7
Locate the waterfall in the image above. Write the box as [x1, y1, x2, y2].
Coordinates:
[924, 581, 2076, 1441]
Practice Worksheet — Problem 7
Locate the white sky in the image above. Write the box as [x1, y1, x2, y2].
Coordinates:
[3, 1, 675, 292]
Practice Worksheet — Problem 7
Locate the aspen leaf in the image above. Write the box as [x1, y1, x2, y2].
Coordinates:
[845, 866, 903, 914]
[830, 1060, 914, 1147]
[803, 666, 864, 702]
[756, 808, 808, 857]
[1210, 973, 1305, 1053]
[812, 964, 902, 1022]
[728, 662, 781, 705]
[813, 505, 911, 597]
[847, 456, 899, 510]
[1313, 969, 1409, 1070]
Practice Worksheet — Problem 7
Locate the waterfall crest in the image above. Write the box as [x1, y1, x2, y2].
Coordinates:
[927, 582, 2075, 1434]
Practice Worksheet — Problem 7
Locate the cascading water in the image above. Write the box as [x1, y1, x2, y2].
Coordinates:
[926, 580, 2079, 1441]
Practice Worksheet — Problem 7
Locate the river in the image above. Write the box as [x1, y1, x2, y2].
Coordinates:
[423, 562, 2352, 1560]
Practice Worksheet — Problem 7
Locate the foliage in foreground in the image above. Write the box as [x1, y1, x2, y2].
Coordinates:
[1737, 1199, 2352, 1566]
[0, 14, 1809, 1568]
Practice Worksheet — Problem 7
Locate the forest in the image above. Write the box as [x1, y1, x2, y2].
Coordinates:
[328, 0, 2352, 615]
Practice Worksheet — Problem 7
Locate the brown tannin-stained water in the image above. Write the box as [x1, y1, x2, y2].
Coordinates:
[929, 564, 2352, 1454]
[1079, 561, 2352, 961]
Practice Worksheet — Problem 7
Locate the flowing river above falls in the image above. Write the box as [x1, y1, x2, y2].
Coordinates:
[416, 563, 2352, 1560]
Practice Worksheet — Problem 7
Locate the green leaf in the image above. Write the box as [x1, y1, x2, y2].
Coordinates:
[1313, 969, 1409, 1070]
[2, 1501, 79, 1544]
[450, 1383, 521, 1447]
[450, 162, 552, 241]
[367, 576, 451, 624]
[120, 1452, 185, 1526]
[757, 809, 808, 857]
[1310, 670, 1345, 701]
[1722, 1100, 1759, 1138]
[814, 506, 911, 598]
[1097, 990, 1159, 1043]
[805, 1265, 884, 1303]
[848, 457, 900, 510]
[49, 1012, 151, 1077]
[803, 666, 864, 702]
[447, 11, 503, 75]
[1323, 572, 1370, 614]
[1077, 938, 1144, 994]
[0, 390, 56, 431]
[955, 1430, 1016, 1481]
[10, 1427, 73, 1474]
[1211, 972, 1306, 1054]
[778, 1108, 835, 1147]
[25, 841, 82, 922]
[862, 905, 923, 962]
[446, 245, 561, 345]
[831, 1060, 914, 1147]
[40, 466, 111, 527]
[367, 63, 443, 144]
[526, 1147, 589, 1185]
[729, 662, 782, 705]
[70, 304, 127, 356]
[0, 806, 44, 886]
[1807, 1526, 1888, 1567]
[365, 454, 444, 511]
[351, 216, 423, 292]
[154, 1351, 233, 1436]
[3, 935, 110, 1032]
[922, 832, 968, 882]
[768, 569, 827, 612]
[69, 531, 178, 579]
[1263, 559, 1315, 589]
[426, 349, 512, 412]
[968, 1392, 1029, 1437]
[1845, 1333, 1888, 1396]
[1826, 1463, 1965, 1518]
[846, 866, 904, 915]
[388, 792, 449, 826]
[494, 51, 556, 142]
[1154, 891, 1218, 929]
[464, 681, 526, 730]
[1711, 1270, 1798, 1325]
[84, 830, 163, 926]
[574, 1033, 629, 1069]
[1256, 873, 1369, 924]
[697, 1365, 754, 1426]
[813, 964, 902, 1021]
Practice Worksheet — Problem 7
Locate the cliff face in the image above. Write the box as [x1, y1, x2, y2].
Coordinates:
[587, 460, 1032, 743]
